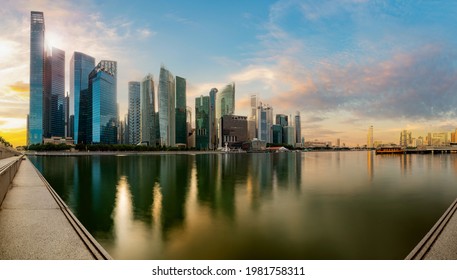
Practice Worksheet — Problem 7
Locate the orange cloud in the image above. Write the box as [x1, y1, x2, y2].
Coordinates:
[8, 81, 29, 96]
[0, 129, 26, 148]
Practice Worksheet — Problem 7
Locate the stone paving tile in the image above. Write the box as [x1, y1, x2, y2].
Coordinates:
[423, 210, 457, 260]
[0, 209, 94, 260]
[2, 186, 59, 209]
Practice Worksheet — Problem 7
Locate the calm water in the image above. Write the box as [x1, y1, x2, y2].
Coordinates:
[29, 151, 457, 259]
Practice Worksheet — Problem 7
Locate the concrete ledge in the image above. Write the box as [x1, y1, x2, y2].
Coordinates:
[406, 198, 457, 259]
[0, 156, 23, 206]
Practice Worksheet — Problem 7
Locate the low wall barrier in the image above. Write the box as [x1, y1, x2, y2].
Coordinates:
[0, 156, 24, 206]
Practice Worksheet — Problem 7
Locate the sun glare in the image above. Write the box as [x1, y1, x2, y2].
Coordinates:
[45, 32, 63, 48]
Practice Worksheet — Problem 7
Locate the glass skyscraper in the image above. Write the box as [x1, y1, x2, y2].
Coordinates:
[45, 47, 65, 138]
[70, 52, 95, 143]
[294, 111, 301, 146]
[28, 11, 45, 145]
[209, 88, 218, 149]
[79, 60, 118, 144]
[195, 95, 210, 150]
[175, 76, 187, 146]
[216, 82, 235, 120]
[128, 81, 141, 144]
[158, 65, 175, 147]
[141, 74, 156, 147]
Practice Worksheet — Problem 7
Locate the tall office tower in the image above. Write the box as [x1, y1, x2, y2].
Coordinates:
[44, 47, 65, 138]
[284, 126, 295, 146]
[216, 82, 235, 120]
[220, 115, 248, 148]
[272, 124, 283, 144]
[186, 106, 194, 148]
[276, 114, 288, 127]
[128, 81, 141, 144]
[258, 105, 267, 141]
[28, 11, 45, 145]
[79, 60, 117, 144]
[158, 65, 175, 146]
[209, 88, 218, 149]
[70, 52, 95, 142]
[175, 76, 187, 145]
[65, 93, 69, 137]
[195, 95, 210, 150]
[400, 130, 413, 147]
[250, 95, 258, 139]
[141, 74, 156, 146]
[294, 111, 301, 146]
[216, 82, 235, 147]
[367, 125, 373, 148]
[265, 105, 273, 143]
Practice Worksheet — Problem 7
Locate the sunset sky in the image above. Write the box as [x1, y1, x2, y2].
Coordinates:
[2, 0, 457, 147]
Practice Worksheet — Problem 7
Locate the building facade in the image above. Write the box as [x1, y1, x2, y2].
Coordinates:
[128, 81, 141, 144]
[79, 60, 118, 144]
[221, 115, 248, 149]
[158, 66, 175, 146]
[294, 111, 301, 146]
[28, 11, 45, 145]
[45, 47, 66, 138]
[209, 88, 218, 149]
[367, 125, 374, 148]
[175, 76, 187, 146]
[70, 52, 95, 143]
[141, 74, 156, 146]
[195, 95, 210, 150]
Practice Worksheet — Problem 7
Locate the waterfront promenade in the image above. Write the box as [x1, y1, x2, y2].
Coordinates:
[0, 156, 111, 260]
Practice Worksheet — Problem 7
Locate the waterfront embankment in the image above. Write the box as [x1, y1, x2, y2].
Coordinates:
[0, 156, 111, 260]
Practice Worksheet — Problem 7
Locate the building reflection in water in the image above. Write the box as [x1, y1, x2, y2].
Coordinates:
[367, 151, 374, 182]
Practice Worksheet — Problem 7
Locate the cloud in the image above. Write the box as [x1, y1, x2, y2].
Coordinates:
[8, 81, 29, 93]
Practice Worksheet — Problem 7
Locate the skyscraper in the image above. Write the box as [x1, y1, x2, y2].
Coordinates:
[216, 82, 235, 120]
[175, 76, 187, 146]
[79, 60, 118, 144]
[195, 95, 210, 150]
[70, 52, 95, 143]
[45, 47, 65, 138]
[158, 65, 175, 146]
[128, 81, 141, 144]
[28, 11, 45, 145]
[209, 88, 218, 149]
[367, 125, 373, 148]
[294, 111, 301, 146]
[141, 74, 156, 146]
[216, 82, 235, 147]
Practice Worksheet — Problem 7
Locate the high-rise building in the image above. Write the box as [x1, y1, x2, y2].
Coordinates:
[283, 126, 295, 146]
[70, 52, 95, 143]
[400, 130, 412, 147]
[44, 47, 65, 138]
[141, 74, 156, 146]
[220, 115, 248, 149]
[209, 88, 218, 149]
[128, 81, 141, 144]
[276, 114, 288, 127]
[294, 111, 301, 146]
[249, 95, 258, 139]
[272, 124, 283, 144]
[195, 95, 210, 150]
[367, 125, 374, 148]
[158, 65, 175, 146]
[216, 83, 235, 120]
[175, 76, 187, 146]
[186, 106, 194, 148]
[79, 60, 118, 144]
[28, 11, 45, 145]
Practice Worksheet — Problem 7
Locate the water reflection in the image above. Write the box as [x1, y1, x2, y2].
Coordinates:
[28, 152, 457, 259]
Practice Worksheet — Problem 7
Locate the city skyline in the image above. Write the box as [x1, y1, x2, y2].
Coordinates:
[2, 1, 457, 147]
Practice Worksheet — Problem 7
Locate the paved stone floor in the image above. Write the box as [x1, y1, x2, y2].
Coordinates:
[0, 157, 96, 259]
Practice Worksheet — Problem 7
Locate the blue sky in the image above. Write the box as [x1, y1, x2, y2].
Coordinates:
[2, 0, 457, 146]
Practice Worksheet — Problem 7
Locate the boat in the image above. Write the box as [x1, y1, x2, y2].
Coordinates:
[375, 146, 405, 155]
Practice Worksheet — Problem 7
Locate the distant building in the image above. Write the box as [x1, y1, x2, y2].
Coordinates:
[294, 111, 301, 146]
[221, 115, 248, 149]
[70, 52, 95, 143]
[400, 130, 412, 147]
[158, 65, 175, 146]
[79, 60, 118, 144]
[283, 126, 295, 146]
[195, 95, 210, 150]
[28, 11, 46, 145]
[175, 76, 187, 146]
[45, 47, 65, 139]
[249, 95, 258, 139]
[216, 83, 235, 147]
[141, 74, 156, 146]
[128, 81, 141, 144]
[272, 124, 283, 144]
[209, 88, 218, 150]
[186, 106, 194, 148]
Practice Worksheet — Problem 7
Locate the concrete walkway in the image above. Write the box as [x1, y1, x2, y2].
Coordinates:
[0, 157, 111, 260]
[406, 198, 457, 259]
